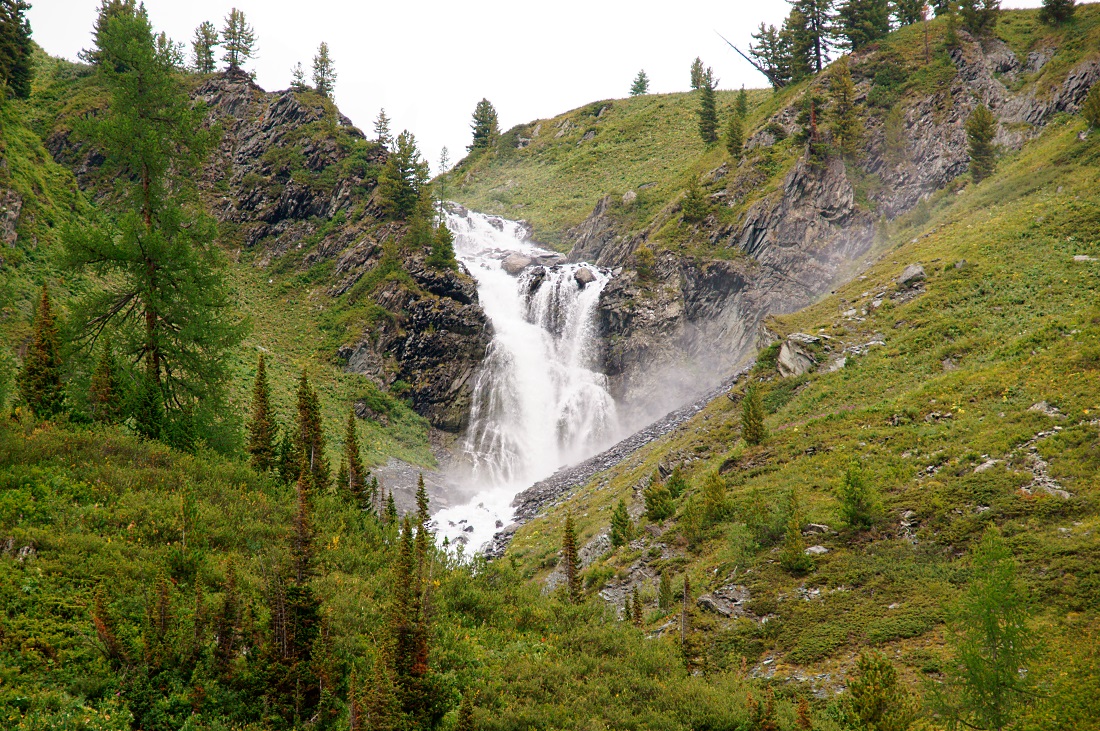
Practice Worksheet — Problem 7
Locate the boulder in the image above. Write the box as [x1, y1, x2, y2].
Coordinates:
[778, 339, 816, 378]
[696, 584, 751, 617]
[502, 254, 532, 275]
[896, 264, 926, 287]
[622, 190, 637, 205]
[574, 266, 597, 287]
[805, 545, 829, 555]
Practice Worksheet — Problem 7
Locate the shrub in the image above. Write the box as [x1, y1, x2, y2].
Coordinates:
[836, 461, 879, 529]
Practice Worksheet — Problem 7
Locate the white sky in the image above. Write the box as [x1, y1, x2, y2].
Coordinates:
[30, 0, 1046, 173]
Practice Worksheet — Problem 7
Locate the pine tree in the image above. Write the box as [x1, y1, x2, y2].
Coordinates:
[311, 41, 336, 98]
[63, 4, 244, 440]
[247, 354, 277, 472]
[292, 476, 313, 584]
[966, 103, 997, 183]
[1080, 82, 1100, 128]
[631, 586, 643, 627]
[343, 407, 367, 502]
[610, 498, 633, 548]
[154, 31, 185, 68]
[741, 385, 767, 445]
[221, 7, 255, 72]
[787, 0, 835, 77]
[959, 0, 1000, 35]
[689, 57, 705, 89]
[561, 512, 581, 604]
[644, 475, 675, 521]
[736, 86, 749, 118]
[88, 342, 122, 423]
[630, 69, 649, 96]
[469, 98, 499, 151]
[415, 473, 430, 531]
[726, 112, 744, 157]
[837, 0, 891, 51]
[0, 0, 34, 99]
[658, 570, 674, 610]
[893, 0, 927, 24]
[374, 108, 393, 150]
[697, 69, 719, 145]
[295, 370, 329, 490]
[681, 179, 710, 223]
[290, 62, 308, 91]
[18, 284, 65, 419]
[1039, 0, 1075, 24]
[190, 21, 218, 73]
[840, 652, 918, 731]
[749, 24, 792, 89]
[379, 130, 430, 220]
[829, 56, 864, 160]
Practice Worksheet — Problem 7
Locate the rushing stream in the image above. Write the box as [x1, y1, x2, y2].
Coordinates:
[433, 209, 619, 552]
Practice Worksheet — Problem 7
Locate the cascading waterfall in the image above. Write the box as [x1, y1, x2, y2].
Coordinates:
[433, 208, 619, 551]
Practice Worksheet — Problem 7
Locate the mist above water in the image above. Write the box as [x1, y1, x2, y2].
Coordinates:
[433, 209, 619, 552]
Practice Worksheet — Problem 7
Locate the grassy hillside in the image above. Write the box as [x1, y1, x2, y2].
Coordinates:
[502, 111, 1100, 715]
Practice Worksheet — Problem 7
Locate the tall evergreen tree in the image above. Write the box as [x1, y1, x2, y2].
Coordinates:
[893, 0, 927, 24]
[1039, 0, 1075, 24]
[959, 0, 1000, 35]
[311, 41, 336, 98]
[965, 103, 997, 183]
[221, 7, 255, 72]
[385, 490, 398, 525]
[154, 31, 185, 68]
[247, 354, 277, 472]
[631, 586, 643, 627]
[190, 21, 218, 73]
[379, 130, 430, 220]
[697, 70, 719, 145]
[630, 69, 650, 96]
[837, 0, 892, 51]
[837, 461, 879, 529]
[18, 284, 65, 419]
[295, 370, 329, 491]
[726, 111, 744, 157]
[290, 61, 307, 91]
[343, 407, 367, 502]
[658, 570, 674, 610]
[689, 56, 705, 89]
[787, 0, 835, 76]
[63, 4, 244, 442]
[277, 430, 299, 484]
[610, 498, 633, 548]
[829, 56, 864, 159]
[741, 385, 767, 445]
[292, 476, 313, 584]
[468, 98, 499, 151]
[681, 179, 709, 222]
[0, 0, 33, 99]
[374, 108, 393, 150]
[736, 86, 749, 119]
[749, 23, 792, 89]
[840, 652, 918, 730]
[79, 0, 137, 67]
[88, 341, 123, 423]
[561, 512, 582, 604]
[644, 475, 675, 521]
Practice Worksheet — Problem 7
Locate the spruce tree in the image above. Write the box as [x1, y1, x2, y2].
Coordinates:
[726, 112, 744, 157]
[277, 430, 299, 484]
[965, 103, 997, 183]
[1080, 82, 1100, 128]
[468, 98, 499, 151]
[63, 4, 244, 439]
[385, 490, 398, 525]
[959, 0, 1000, 35]
[561, 512, 582, 604]
[311, 41, 336, 98]
[379, 130, 430, 220]
[697, 70, 719, 145]
[630, 69, 649, 96]
[374, 108, 393, 150]
[18, 284, 65, 419]
[88, 342, 122, 424]
[893, 0, 927, 24]
[829, 56, 864, 160]
[610, 498, 633, 548]
[689, 57, 705, 89]
[247, 354, 277, 472]
[415, 472, 430, 530]
[736, 86, 749, 119]
[221, 7, 255, 72]
[787, 0, 835, 77]
[631, 586, 643, 627]
[343, 407, 367, 502]
[681, 179, 710, 223]
[290, 62, 308, 91]
[741, 385, 767, 445]
[836, 0, 891, 51]
[1039, 0, 1075, 24]
[0, 0, 33, 99]
[295, 370, 329, 490]
[658, 570, 674, 610]
[190, 21, 218, 73]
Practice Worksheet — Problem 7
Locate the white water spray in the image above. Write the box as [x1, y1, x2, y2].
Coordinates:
[434, 209, 618, 552]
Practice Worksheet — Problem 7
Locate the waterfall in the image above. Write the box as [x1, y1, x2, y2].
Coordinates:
[433, 208, 619, 552]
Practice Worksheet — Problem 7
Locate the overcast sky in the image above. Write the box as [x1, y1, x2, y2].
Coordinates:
[30, 0, 1047, 173]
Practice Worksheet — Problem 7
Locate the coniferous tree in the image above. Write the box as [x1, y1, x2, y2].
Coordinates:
[295, 370, 329, 490]
[610, 498, 633, 548]
[966, 103, 997, 183]
[697, 70, 719, 145]
[702, 472, 729, 524]
[374, 108, 393, 150]
[689, 57, 705, 89]
[311, 41, 336, 98]
[277, 430, 299, 484]
[415, 473, 430, 530]
[959, 0, 1000, 35]
[290, 61, 308, 90]
[343, 407, 367, 502]
[468, 98, 499, 151]
[681, 179, 710, 222]
[840, 652, 918, 731]
[749, 23, 792, 89]
[18, 284, 65, 419]
[63, 4, 244, 441]
[884, 104, 907, 166]
[80, 0, 136, 67]
[837, 461, 878, 529]
[89, 342, 123, 423]
[292, 476, 313, 584]
[154, 31, 185, 68]
[427, 223, 458, 270]
[625, 592, 635, 622]
[741, 385, 767, 445]
[221, 8, 255, 72]
[379, 130, 430, 220]
[893, 0, 927, 24]
[631, 586, 643, 627]
[385, 490, 398, 525]
[787, 0, 835, 77]
[190, 21, 218, 73]
[837, 0, 892, 51]
[561, 512, 581, 604]
[796, 697, 813, 730]
[630, 69, 649, 96]
[666, 466, 687, 498]
[726, 112, 744, 157]
[1039, 0, 1075, 24]
[455, 692, 475, 731]
[736, 86, 749, 119]
[644, 475, 675, 521]
[780, 493, 814, 574]
[92, 586, 129, 666]
[829, 56, 864, 159]
[658, 570, 674, 610]
[247, 354, 278, 472]
[0, 0, 33, 99]
[1082, 83, 1100, 128]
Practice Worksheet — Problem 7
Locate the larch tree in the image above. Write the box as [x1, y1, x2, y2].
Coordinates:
[840, 652, 918, 731]
[787, 0, 835, 76]
[689, 56, 705, 89]
[1039, 0, 1075, 24]
[374, 108, 393, 150]
[379, 130, 429, 220]
[154, 31, 185, 68]
[561, 512, 582, 604]
[631, 587, 643, 627]
[749, 23, 792, 89]
[62, 3, 244, 443]
[630, 69, 649, 96]
[741, 385, 767, 445]
[190, 21, 218, 74]
[18, 284, 65, 419]
[829, 56, 864, 159]
[697, 69, 719, 145]
[311, 41, 336, 98]
[966, 103, 997, 183]
[295, 370, 329, 491]
[468, 98, 499, 151]
[247, 354, 277, 472]
[79, 0, 137, 67]
[836, 0, 892, 51]
[644, 475, 675, 521]
[726, 111, 744, 157]
[290, 61, 307, 91]
[221, 7, 255, 72]
[88, 342, 123, 423]
[0, 0, 33, 99]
